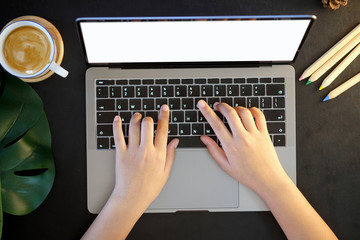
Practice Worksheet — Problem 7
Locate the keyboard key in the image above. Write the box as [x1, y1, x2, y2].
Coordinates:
[234, 78, 245, 83]
[260, 78, 271, 83]
[168, 124, 178, 135]
[116, 99, 128, 110]
[267, 84, 285, 95]
[119, 112, 132, 123]
[179, 124, 191, 135]
[208, 98, 220, 108]
[253, 84, 265, 96]
[169, 79, 180, 84]
[214, 85, 226, 96]
[204, 123, 215, 135]
[97, 125, 113, 136]
[145, 111, 158, 123]
[195, 78, 206, 84]
[136, 86, 147, 97]
[175, 86, 187, 97]
[182, 98, 194, 109]
[176, 136, 205, 148]
[97, 99, 115, 110]
[162, 86, 174, 97]
[110, 87, 122, 98]
[192, 123, 204, 135]
[208, 78, 219, 84]
[116, 79, 128, 85]
[130, 99, 141, 110]
[198, 112, 206, 122]
[143, 99, 154, 110]
[172, 111, 184, 122]
[247, 97, 259, 108]
[156, 79, 167, 84]
[221, 78, 232, 83]
[227, 85, 239, 96]
[247, 78, 258, 83]
[156, 99, 167, 110]
[263, 110, 285, 121]
[169, 98, 180, 110]
[267, 122, 285, 134]
[97, 112, 118, 123]
[96, 80, 114, 85]
[142, 79, 154, 84]
[234, 97, 246, 107]
[188, 85, 200, 96]
[97, 87, 108, 98]
[240, 85, 252, 96]
[260, 97, 272, 108]
[129, 79, 141, 85]
[273, 135, 286, 146]
[110, 138, 116, 149]
[185, 111, 197, 122]
[273, 97, 285, 108]
[221, 97, 232, 106]
[122, 86, 134, 97]
[149, 86, 161, 97]
[273, 77, 285, 83]
[182, 78, 193, 84]
[201, 85, 213, 96]
[97, 138, 109, 149]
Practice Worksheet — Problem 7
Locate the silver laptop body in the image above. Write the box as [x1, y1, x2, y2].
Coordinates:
[77, 15, 316, 213]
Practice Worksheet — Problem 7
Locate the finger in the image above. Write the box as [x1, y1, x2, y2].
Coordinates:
[213, 102, 246, 136]
[200, 136, 230, 172]
[140, 117, 154, 147]
[163, 138, 179, 179]
[248, 107, 268, 132]
[128, 112, 142, 147]
[154, 104, 170, 148]
[197, 100, 232, 143]
[234, 107, 257, 132]
[113, 115, 126, 150]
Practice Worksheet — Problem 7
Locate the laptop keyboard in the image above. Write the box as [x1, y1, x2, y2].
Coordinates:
[96, 77, 286, 149]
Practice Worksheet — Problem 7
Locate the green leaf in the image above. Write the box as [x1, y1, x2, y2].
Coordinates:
[0, 112, 55, 215]
[0, 68, 55, 234]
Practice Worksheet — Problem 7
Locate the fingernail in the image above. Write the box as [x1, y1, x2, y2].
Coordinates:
[174, 138, 180, 148]
[213, 102, 219, 109]
[197, 100, 205, 108]
[114, 115, 120, 122]
[161, 104, 169, 111]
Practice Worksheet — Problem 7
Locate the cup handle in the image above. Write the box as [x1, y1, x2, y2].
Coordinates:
[49, 62, 69, 78]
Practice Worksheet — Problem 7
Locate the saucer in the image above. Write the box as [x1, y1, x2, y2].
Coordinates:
[5, 16, 65, 83]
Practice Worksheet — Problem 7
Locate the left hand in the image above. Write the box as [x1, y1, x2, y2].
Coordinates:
[111, 104, 179, 210]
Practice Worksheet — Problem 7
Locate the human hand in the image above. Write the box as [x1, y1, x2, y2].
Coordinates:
[197, 100, 289, 195]
[111, 105, 179, 210]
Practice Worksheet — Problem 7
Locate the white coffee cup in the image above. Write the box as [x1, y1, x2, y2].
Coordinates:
[0, 20, 68, 78]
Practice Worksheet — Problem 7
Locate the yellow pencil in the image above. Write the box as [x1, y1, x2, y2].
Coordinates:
[323, 73, 360, 101]
[306, 31, 360, 85]
[319, 43, 360, 90]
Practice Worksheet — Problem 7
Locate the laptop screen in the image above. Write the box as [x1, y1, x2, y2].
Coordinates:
[78, 16, 314, 65]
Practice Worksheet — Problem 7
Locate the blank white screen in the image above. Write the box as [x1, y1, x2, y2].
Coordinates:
[80, 19, 311, 63]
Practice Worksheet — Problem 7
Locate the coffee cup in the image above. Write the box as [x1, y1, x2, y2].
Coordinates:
[0, 20, 68, 79]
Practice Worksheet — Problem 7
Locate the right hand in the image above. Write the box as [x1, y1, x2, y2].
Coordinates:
[197, 100, 290, 194]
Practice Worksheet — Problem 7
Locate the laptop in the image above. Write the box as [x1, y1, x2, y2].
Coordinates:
[76, 15, 316, 214]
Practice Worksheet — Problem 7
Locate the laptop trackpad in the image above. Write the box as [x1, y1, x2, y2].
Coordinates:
[149, 149, 239, 210]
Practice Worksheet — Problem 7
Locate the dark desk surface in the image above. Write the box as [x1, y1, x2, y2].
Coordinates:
[1, 0, 360, 239]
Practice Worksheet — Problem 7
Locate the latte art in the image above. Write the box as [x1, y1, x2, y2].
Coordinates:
[3, 26, 51, 75]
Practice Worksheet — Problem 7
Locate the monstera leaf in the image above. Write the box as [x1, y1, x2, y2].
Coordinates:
[0, 68, 55, 237]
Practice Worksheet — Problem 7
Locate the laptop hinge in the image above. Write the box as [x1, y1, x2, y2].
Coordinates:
[107, 62, 272, 69]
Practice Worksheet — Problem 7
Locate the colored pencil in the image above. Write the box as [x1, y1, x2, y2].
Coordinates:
[306, 32, 360, 85]
[323, 73, 360, 101]
[319, 43, 360, 90]
[299, 23, 360, 81]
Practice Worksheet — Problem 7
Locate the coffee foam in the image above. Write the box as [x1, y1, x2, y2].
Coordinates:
[3, 26, 51, 75]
